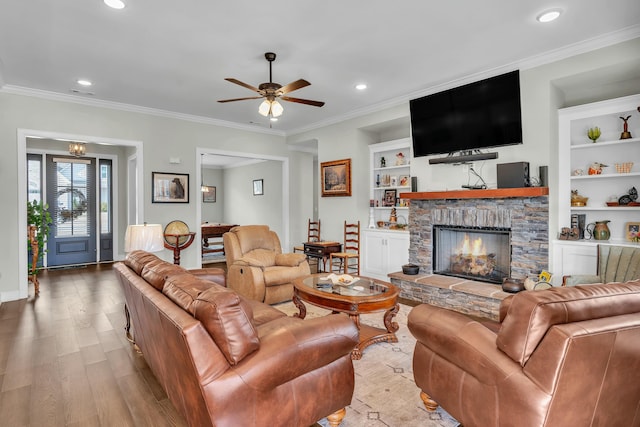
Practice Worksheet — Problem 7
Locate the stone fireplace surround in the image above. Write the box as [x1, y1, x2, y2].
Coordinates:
[390, 188, 549, 320]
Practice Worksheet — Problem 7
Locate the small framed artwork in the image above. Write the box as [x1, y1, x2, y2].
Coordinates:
[390, 176, 398, 187]
[152, 172, 189, 203]
[202, 186, 216, 203]
[626, 222, 640, 242]
[383, 189, 397, 207]
[321, 158, 352, 197]
[399, 175, 409, 187]
[253, 179, 264, 196]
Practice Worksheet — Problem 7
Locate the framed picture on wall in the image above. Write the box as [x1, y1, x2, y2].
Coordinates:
[202, 186, 216, 202]
[253, 179, 264, 196]
[321, 158, 352, 197]
[152, 172, 189, 203]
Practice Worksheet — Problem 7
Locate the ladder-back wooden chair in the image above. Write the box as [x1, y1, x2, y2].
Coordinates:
[293, 219, 321, 252]
[330, 221, 360, 275]
[293, 219, 321, 271]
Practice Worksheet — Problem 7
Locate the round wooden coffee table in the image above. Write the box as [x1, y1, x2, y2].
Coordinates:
[293, 273, 400, 360]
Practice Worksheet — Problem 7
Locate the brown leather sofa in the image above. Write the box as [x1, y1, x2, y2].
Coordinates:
[408, 280, 640, 427]
[114, 250, 358, 427]
[224, 225, 310, 304]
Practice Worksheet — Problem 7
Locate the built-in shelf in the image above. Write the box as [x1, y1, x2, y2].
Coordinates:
[401, 187, 549, 200]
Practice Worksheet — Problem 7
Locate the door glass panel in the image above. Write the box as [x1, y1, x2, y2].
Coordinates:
[100, 162, 112, 234]
[27, 155, 42, 204]
[55, 160, 89, 237]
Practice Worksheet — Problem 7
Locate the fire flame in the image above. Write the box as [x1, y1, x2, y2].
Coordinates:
[457, 234, 486, 256]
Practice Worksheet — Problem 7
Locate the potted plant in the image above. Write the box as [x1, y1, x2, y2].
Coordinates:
[27, 199, 52, 274]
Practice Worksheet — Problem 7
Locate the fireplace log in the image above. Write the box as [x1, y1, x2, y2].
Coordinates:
[450, 253, 496, 277]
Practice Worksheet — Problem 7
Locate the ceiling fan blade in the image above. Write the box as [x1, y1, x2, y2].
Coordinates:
[224, 78, 261, 93]
[277, 79, 311, 95]
[217, 96, 263, 103]
[281, 96, 325, 107]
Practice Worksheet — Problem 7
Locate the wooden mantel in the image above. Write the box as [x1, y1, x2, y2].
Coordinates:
[401, 187, 548, 200]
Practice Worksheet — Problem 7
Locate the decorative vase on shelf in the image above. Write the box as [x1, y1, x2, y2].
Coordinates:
[380, 157, 386, 168]
[587, 127, 601, 143]
[586, 220, 611, 240]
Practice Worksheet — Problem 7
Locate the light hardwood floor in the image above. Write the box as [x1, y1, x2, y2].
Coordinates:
[0, 264, 188, 427]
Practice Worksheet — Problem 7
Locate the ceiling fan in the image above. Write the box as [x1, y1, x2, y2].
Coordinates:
[218, 52, 325, 118]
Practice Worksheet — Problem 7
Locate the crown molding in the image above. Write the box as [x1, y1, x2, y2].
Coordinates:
[0, 84, 286, 137]
[288, 27, 640, 136]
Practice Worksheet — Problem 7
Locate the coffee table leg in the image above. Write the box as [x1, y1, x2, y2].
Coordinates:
[292, 294, 307, 319]
[384, 303, 400, 334]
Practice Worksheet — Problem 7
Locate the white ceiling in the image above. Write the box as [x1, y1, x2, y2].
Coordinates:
[1, 1, 639, 135]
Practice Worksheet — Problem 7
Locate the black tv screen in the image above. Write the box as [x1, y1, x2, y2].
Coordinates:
[410, 70, 522, 158]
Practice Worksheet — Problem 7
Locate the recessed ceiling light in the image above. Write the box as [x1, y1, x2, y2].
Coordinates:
[355, 83, 367, 90]
[77, 79, 92, 86]
[104, 0, 125, 10]
[270, 117, 278, 122]
[536, 9, 562, 23]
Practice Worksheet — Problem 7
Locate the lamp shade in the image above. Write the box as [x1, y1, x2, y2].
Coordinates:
[124, 224, 164, 253]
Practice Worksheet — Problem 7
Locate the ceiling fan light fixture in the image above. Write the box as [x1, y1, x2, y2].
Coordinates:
[258, 99, 271, 117]
[271, 100, 284, 117]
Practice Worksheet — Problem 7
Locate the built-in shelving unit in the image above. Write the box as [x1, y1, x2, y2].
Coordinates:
[558, 93, 640, 241]
[552, 93, 640, 284]
[369, 138, 411, 224]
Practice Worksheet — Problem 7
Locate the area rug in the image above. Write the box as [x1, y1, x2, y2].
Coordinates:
[274, 301, 461, 427]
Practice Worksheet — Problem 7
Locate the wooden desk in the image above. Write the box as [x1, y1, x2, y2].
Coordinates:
[201, 223, 237, 256]
[303, 241, 342, 273]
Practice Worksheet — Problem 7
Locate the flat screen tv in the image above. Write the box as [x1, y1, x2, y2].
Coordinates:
[410, 70, 522, 159]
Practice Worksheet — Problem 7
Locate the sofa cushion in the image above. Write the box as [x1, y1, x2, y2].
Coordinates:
[275, 253, 306, 267]
[243, 298, 287, 326]
[125, 250, 161, 275]
[163, 273, 221, 314]
[497, 280, 640, 366]
[141, 259, 186, 291]
[193, 286, 260, 365]
[240, 249, 277, 267]
[263, 265, 307, 287]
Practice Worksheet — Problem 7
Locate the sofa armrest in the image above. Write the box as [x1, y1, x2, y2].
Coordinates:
[275, 252, 307, 267]
[562, 274, 600, 286]
[188, 268, 226, 287]
[408, 304, 520, 384]
[226, 315, 358, 391]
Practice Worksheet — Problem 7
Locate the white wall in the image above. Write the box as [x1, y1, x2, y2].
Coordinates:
[287, 38, 640, 259]
[0, 92, 290, 300]
[223, 160, 284, 238]
[201, 167, 224, 222]
[2, 37, 639, 301]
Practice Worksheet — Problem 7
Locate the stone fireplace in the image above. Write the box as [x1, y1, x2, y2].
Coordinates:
[389, 188, 549, 320]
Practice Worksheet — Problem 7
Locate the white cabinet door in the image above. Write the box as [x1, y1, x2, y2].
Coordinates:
[362, 230, 409, 281]
[385, 232, 410, 275]
[551, 241, 597, 285]
[363, 231, 387, 279]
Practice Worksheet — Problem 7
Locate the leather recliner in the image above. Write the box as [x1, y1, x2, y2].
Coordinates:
[408, 280, 640, 427]
[563, 244, 640, 286]
[224, 225, 310, 304]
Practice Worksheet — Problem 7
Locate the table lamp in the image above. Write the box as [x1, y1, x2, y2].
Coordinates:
[124, 223, 164, 253]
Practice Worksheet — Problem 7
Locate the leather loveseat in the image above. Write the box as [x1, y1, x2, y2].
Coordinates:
[224, 225, 310, 304]
[408, 280, 640, 427]
[114, 250, 358, 427]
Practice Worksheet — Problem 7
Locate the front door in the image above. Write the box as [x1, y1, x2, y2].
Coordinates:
[46, 155, 97, 266]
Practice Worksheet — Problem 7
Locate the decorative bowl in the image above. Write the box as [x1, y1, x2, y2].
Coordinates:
[402, 264, 420, 275]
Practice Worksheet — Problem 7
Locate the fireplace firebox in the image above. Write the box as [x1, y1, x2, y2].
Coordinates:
[433, 225, 511, 284]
